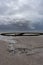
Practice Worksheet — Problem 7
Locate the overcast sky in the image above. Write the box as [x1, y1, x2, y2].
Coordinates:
[0, 0, 43, 25]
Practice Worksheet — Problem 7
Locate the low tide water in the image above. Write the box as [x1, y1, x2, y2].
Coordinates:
[0, 35, 17, 43]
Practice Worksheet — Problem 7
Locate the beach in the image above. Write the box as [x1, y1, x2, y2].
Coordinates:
[0, 35, 43, 65]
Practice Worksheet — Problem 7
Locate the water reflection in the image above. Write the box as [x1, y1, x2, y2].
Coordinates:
[0, 35, 17, 43]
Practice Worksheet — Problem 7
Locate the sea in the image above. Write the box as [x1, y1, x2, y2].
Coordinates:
[0, 28, 43, 43]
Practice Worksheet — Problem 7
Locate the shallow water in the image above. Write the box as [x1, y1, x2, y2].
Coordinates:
[0, 35, 17, 43]
[0, 35, 43, 55]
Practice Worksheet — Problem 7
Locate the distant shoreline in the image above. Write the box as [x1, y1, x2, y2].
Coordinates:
[0, 31, 43, 36]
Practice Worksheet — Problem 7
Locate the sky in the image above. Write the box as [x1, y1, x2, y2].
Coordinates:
[0, 0, 43, 31]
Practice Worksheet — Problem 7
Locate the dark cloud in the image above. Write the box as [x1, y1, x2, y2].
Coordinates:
[0, 0, 43, 31]
[0, 21, 32, 32]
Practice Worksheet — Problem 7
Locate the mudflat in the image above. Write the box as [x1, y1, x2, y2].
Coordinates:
[0, 35, 43, 65]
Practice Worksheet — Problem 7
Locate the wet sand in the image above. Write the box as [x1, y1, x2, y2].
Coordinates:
[0, 35, 43, 65]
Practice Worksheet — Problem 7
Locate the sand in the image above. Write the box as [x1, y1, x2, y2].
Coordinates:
[0, 35, 43, 65]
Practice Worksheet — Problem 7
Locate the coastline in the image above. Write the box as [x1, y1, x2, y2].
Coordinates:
[0, 35, 43, 65]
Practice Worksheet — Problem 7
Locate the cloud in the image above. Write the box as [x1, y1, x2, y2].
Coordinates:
[0, 0, 43, 26]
